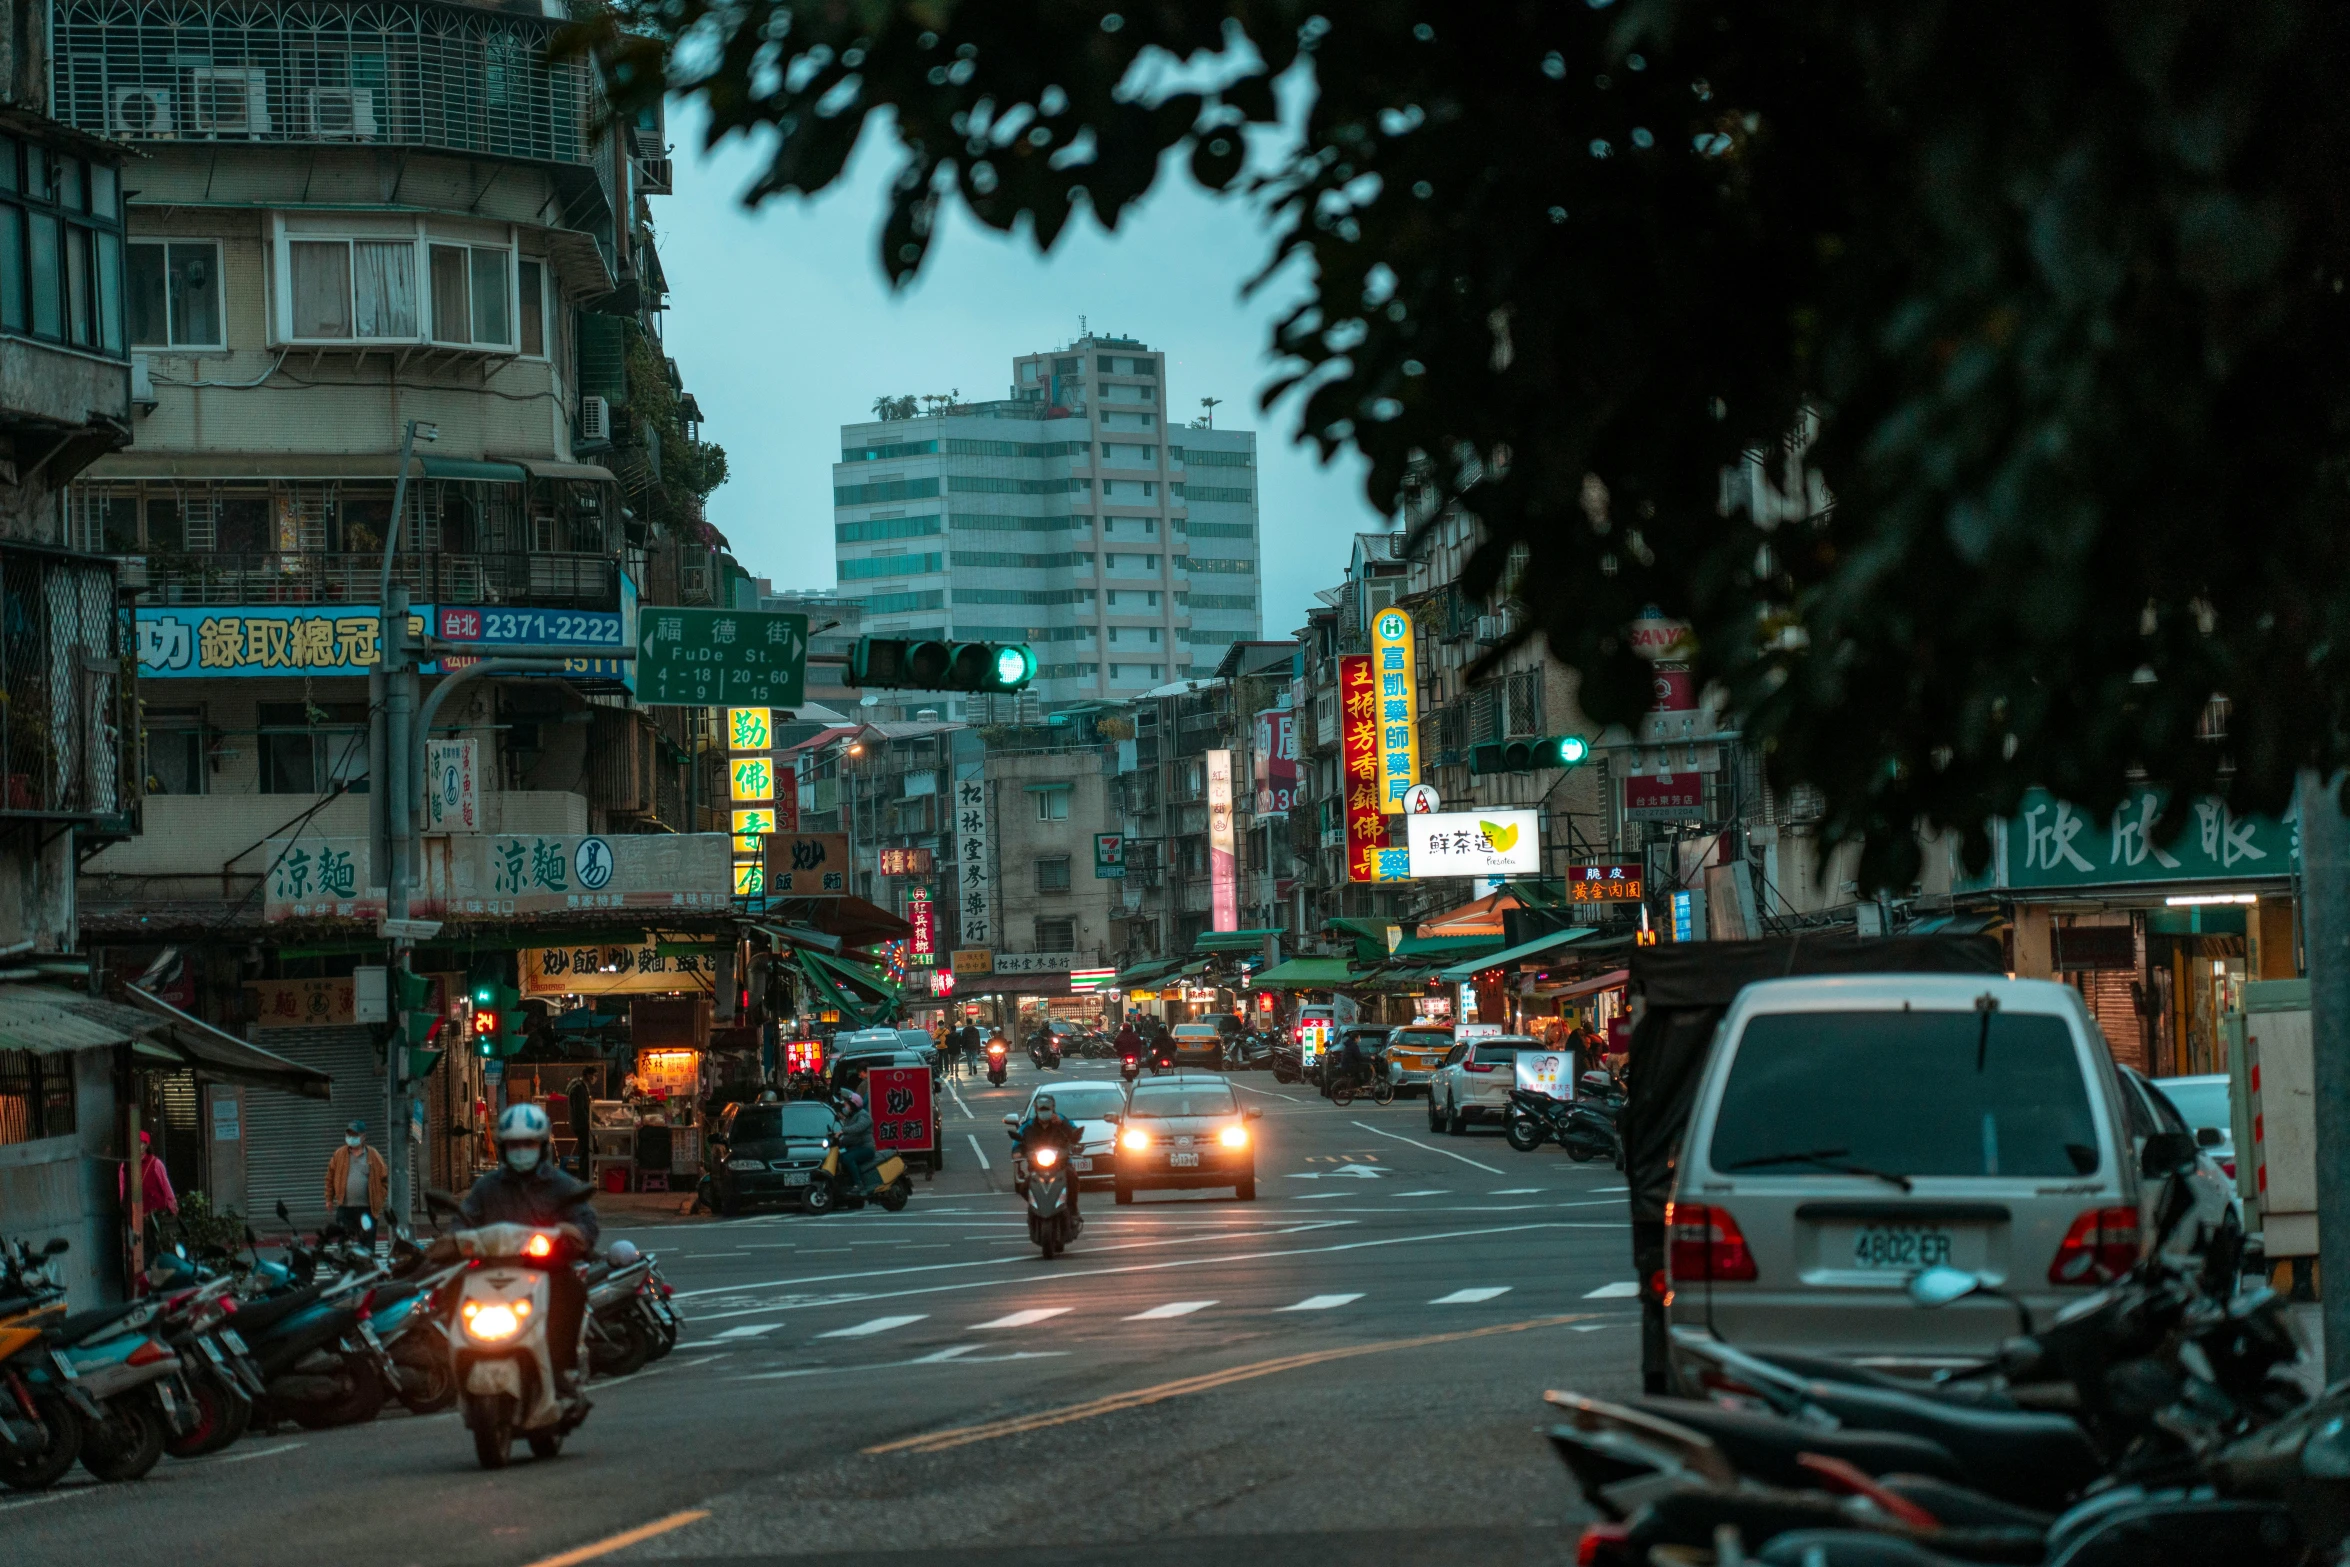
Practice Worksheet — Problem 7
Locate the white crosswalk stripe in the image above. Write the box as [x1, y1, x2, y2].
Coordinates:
[972, 1307, 1072, 1329]
[1126, 1300, 1216, 1320]
[1583, 1281, 1640, 1299]
[1430, 1287, 1510, 1304]
[715, 1323, 782, 1339]
[818, 1315, 928, 1338]
[1279, 1293, 1364, 1312]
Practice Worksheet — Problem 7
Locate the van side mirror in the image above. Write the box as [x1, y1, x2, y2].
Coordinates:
[2140, 1129, 2199, 1179]
[2195, 1125, 2224, 1148]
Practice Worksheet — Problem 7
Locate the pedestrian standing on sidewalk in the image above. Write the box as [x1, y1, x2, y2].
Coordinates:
[325, 1119, 388, 1237]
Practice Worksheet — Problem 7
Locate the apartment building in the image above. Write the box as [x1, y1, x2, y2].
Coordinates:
[59, 0, 731, 1227]
[755, 580, 863, 719]
[831, 335, 1262, 718]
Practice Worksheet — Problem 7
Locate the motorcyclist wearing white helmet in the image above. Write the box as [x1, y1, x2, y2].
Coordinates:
[460, 1102, 600, 1392]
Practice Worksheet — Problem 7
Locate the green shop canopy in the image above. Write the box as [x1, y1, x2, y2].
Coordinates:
[1192, 928, 1284, 954]
[1435, 926, 1598, 984]
[1392, 932, 1503, 961]
[1111, 957, 1181, 988]
[1325, 916, 1403, 965]
[789, 949, 898, 1028]
[1250, 957, 1359, 990]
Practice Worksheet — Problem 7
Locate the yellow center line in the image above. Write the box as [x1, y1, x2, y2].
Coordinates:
[518, 1509, 710, 1567]
[864, 1313, 1592, 1456]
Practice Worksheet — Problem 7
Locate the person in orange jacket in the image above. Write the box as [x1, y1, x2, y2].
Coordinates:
[324, 1119, 389, 1237]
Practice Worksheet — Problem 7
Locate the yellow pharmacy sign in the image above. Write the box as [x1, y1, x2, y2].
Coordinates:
[729, 757, 775, 801]
[727, 707, 773, 751]
[1370, 606, 1422, 813]
[732, 806, 776, 855]
[733, 860, 766, 897]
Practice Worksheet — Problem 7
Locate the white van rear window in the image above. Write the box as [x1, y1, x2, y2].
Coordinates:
[1708, 1011, 2100, 1179]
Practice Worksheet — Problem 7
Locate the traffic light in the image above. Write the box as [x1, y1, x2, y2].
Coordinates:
[469, 979, 526, 1059]
[1469, 734, 1592, 775]
[845, 636, 1035, 692]
[392, 967, 436, 1045]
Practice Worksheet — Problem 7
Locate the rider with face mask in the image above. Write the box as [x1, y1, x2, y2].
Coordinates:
[459, 1103, 600, 1393]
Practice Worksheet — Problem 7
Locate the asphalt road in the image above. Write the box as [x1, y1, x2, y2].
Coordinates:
[4, 1058, 1641, 1567]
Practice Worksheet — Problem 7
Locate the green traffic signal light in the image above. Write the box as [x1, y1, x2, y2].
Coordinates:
[845, 636, 1036, 692]
[1471, 735, 1593, 775]
[989, 644, 1036, 690]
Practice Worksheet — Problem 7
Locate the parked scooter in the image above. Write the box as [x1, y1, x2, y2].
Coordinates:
[1503, 1087, 1623, 1164]
[441, 1218, 592, 1469]
[1023, 1141, 1082, 1260]
[803, 1141, 914, 1216]
[0, 1238, 91, 1491]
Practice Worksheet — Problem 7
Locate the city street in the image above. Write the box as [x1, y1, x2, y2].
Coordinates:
[4, 1059, 1638, 1567]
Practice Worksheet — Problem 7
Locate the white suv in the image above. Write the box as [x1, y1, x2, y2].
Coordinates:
[1430, 1035, 1539, 1134]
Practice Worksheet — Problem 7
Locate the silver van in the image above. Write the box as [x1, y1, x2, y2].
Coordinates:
[1667, 974, 2143, 1372]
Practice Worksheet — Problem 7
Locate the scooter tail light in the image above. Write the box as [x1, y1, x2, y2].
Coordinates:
[125, 1338, 171, 1368]
[1574, 1521, 1633, 1567]
[1665, 1200, 1758, 1283]
[2049, 1206, 2141, 1284]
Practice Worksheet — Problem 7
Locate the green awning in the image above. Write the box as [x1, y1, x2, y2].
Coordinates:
[421, 456, 528, 483]
[1250, 957, 1358, 990]
[801, 949, 900, 1003]
[1325, 916, 1403, 965]
[1192, 928, 1283, 953]
[789, 949, 893, 1027]
[1392, 932, 1503, 960]
[1435, 926, 1598, 983]
[1111, 958, 1181, 988]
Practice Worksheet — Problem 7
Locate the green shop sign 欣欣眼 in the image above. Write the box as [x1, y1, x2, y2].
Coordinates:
[1976, 787, 2297, 891]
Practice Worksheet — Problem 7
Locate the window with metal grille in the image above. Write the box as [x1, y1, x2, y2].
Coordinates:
[1036, 856, 1072, 891]
[1036, 917, 1075, 949]
[0, 1049, 76, 1145]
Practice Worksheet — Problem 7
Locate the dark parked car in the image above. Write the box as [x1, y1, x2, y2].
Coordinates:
[1113, 1073, 1261, 1204]
[706, 1099, 839, 1214]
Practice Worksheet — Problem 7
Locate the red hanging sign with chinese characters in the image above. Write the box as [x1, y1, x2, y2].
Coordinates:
[1566, 864, 1646, 903]
[865, 1065, 936, 1154]
[1341, 655, 1396, 883]
[908, 892, 936, 965]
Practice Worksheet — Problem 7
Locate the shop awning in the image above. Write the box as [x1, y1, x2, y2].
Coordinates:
[787, 950, 894, 1029]
[1112, 957, 1183, 988]
[0, 986, 149, 1054]
[1392, 932, 1502, 961]
[517, 459, 619, 484]
[1416, 891, 1519, 938]
[1192, 929, 1282, 954]
[1250, 957, 1358, 990]
[1435, 926, 1599, 983]
[753, 922, 844, 955]
[1546, 967, 1631, 1001]
[801, 949, 900, 1003]
[421, 456, 528, 483]
[123, 987, 336, 1100]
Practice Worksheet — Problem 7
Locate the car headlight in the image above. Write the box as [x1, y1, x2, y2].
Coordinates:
[461, 1300, 529, 1341]
[1219, 1124, 1249, 1149]
[1032, 1145, 1060, 1168]
[1120, 1127, 1153, 1152]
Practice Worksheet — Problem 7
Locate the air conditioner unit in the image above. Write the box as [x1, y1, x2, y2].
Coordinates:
[184, 67, 271, 136]
[111, 87, 174, 136]
[579, 395, 610, 442]
[306, 86, 377, 140]
[1475, 614, 1507, 643]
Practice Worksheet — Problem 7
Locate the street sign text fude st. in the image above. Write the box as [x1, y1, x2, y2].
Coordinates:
[638, 608, 809, 707]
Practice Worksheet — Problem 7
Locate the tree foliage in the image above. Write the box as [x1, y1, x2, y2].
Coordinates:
[568, 0, 2350, 884]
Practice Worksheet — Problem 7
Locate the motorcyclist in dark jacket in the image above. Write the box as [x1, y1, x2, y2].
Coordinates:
[460, 1102, 599, 1392]
[1012, 1094, 1083, 1215]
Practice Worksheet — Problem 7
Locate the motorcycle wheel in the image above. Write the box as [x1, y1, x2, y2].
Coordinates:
[0, 1384, 82, 1491]
[644, 1309, 678, 1360]
[469, 1394, 514, 1470]
[1567, 1142, 1600, 1163]
[801, 1181, 837, 1216]
[1504, 1115, 1545, 1153]
[80, 1390, 166, 1483]
[292, 1366, 387, 1430]
[589, 1313, 651, 1379]
[1039, 1227, 1061, 1260]
[164, 1366, 252, 1458]
[1329, 1082, 1356, 1107]
[527, 1428, 564, 1459]
[877, 1179, 911, 1214]
[1370, 1079, 1396, 1106]
[391, 1335, 457, 1414]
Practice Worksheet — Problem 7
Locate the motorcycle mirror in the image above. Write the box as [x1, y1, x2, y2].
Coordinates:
[1243, 1106, 1263, 1121]
[2140, 1129, 2198, 1180]
[424, 1188, 465, 1219]
[41, 1237, 69, 1256]
[2194, 1125, 2224, 1148]
[1003, 1114, 1019, 1128]
[1907, 1264, 1983, 1309]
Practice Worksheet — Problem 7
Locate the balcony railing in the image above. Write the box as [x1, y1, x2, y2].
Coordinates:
[1, 543, 135, 825]
[127, 551, 619, 609]
[54, 0, 600, 167]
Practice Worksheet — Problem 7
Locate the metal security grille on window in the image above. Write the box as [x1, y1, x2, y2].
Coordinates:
[54, 0, 599, 165]
[0, 1049, 76, 1144]
[0, 546, 131, 819]
[1036, 859, 1071, 891]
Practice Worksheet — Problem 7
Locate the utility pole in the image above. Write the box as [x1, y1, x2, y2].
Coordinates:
[2300, 769, 2350, 1377]
[376, 417, 436, 1223]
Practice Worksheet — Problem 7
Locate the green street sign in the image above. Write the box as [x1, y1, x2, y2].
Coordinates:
[637, 608, 808, 707]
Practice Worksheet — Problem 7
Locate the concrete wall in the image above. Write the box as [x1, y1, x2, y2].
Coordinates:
[84, 788, 589, 877]
[989, 744, 1120, 966]
[0, 1049, 123, 1307]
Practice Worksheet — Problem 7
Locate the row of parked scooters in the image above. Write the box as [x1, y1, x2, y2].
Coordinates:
[0, 1204, 682, 1491]
[1545, 1129, 2342, 1565]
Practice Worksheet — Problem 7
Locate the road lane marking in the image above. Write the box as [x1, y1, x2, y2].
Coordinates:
[519, 1509, 710, 1567]
[738, 1349, 1070, 1382]
[867, 1314, 1594, 1455]
[1396, 1189, 1447, 1197]
[967, 1134, 991, 1170]
[715, 1323, 781, 1339]
[948, 1081, 975, 1119]
[1348, 1120, 1507, 1175]
[972, 1307, 1071, 1329]
[819, 1314, 928, 1338]
[1431, 1287, 1511, 1304]
[1491, 1188, 1544, 1195]
[1294, 1193, 1349, 1201]
[1583, 1281, 1640, 1298]
[915, 1344, 979, 1362]
[1280, 1293, 1364, 1311]
[0, 1483, 97, 1513]
[1127, 1300, 1216, 1319]
[1573, 1322, 1619, 1332]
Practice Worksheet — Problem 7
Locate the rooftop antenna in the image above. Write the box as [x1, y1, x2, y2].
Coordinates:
[1200, 396, 1222, 429]
[1080, 314, 1088, 339]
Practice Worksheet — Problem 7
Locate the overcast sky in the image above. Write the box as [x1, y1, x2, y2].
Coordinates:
[654, 108, 1388, 640]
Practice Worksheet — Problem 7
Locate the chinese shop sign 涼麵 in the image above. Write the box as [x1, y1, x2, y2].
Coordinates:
[262, 833, 731, 921]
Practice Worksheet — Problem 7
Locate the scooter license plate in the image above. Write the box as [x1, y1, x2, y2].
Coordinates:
[1072, 1157, 1093, 1172]
[1169, 1152, 1199, 1168]
[358, 1322, 385, 1351]
[222, 1330, 250, 1355]
[784, 1171, 810, 1186]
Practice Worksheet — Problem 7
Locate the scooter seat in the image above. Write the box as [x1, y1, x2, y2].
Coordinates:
[1627, 1397, 1968, 1491]
[1791, 1380, 2102, 1512]
[1878, 1474, 2054, 1532]
[223, 1284, 327, 1337]
[51, 1300, 149, 1344]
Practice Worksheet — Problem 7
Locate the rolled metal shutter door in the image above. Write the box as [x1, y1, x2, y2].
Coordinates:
[239, 1027, 384, 1232]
